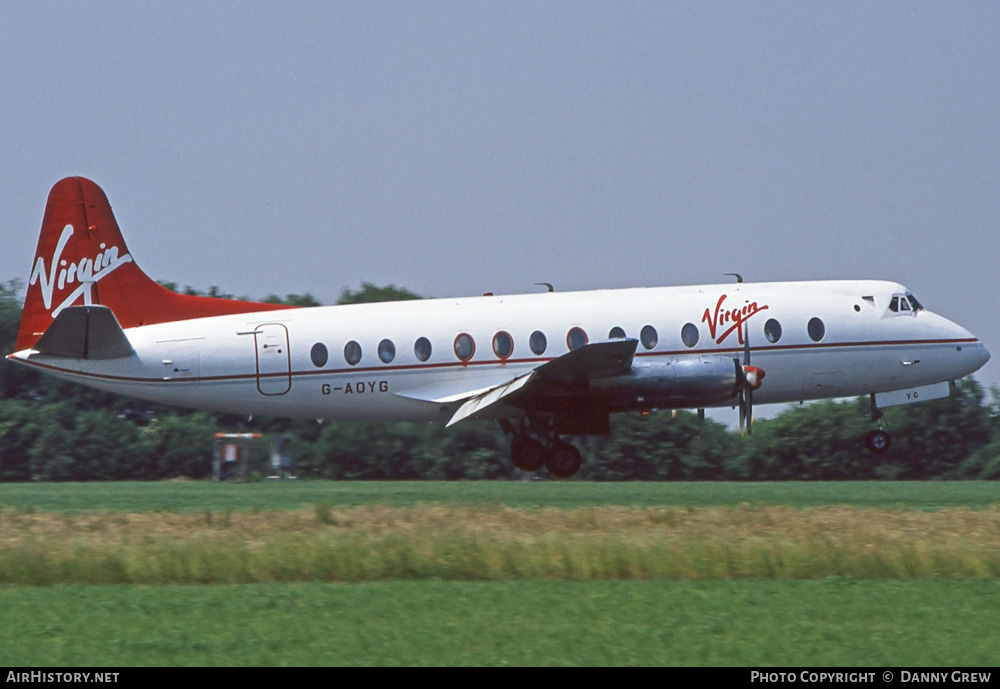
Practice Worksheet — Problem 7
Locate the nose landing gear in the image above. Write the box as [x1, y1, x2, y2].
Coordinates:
[865, 394, 892, 453]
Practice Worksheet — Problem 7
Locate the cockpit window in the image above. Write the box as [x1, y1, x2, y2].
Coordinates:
[889, 294, 922, 315]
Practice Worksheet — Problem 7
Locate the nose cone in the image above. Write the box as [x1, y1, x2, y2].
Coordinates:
[918, 310, 990, 379]
[970, 340, 991, 372]
[943, 318, 990, 377]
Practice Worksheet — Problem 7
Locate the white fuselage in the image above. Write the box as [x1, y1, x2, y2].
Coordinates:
[14, 280, 989, 423]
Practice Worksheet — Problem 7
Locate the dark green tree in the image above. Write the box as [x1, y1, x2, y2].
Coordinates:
[875, 378, 992, 479]
[580, 410, 736, 480]
[337, 282, 421, 305]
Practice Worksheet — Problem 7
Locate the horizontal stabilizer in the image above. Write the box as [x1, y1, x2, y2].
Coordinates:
[31, 306, 134, 359]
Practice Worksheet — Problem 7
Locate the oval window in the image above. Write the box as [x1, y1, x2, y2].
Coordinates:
[608, 326, 626, 340]
[764, 319, 782, 344]
[681, 323, 699, 348]
[640, 325, 658, 350]
[567, 327, 588, 351]
[414, 337, 432, 362]
[454, 333, 475, 361]
[344, 341, 362, 366]
[310, 342, 328, 368]
[493, 331, 514, 360]
[529, 331, 547, 355]
[378, 339, 396, 364]
[808, 317, 825, 342]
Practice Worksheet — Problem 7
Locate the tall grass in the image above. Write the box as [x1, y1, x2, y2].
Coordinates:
[2, 504, 998, 585]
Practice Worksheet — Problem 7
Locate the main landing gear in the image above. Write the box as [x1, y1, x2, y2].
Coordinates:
[865, 394, 892, 453]
[501, 419, 583, 478]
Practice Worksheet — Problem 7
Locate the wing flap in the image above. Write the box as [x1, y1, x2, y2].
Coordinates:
[446, 371, 536, 427]
[394, 373, 523, 404]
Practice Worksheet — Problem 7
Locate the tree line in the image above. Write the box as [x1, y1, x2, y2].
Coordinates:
[1, 279, 997, 481]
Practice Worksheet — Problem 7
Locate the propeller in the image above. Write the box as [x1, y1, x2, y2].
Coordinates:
[738, 323, 766, 435]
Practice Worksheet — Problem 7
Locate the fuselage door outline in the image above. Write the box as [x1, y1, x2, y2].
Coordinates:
[253, 323, 291, 396]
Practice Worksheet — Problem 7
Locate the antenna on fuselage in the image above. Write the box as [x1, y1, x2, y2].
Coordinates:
[534, 282, 555, 292]
[724, 273, 744, 283]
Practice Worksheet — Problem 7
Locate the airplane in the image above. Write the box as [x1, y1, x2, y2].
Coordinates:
[6, 177, 991, 478]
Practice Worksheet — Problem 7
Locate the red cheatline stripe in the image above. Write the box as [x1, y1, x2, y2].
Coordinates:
[8, 338, 979, 386]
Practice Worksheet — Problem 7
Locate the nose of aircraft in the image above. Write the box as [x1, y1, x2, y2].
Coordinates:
[923, 310, 991, 378]
[970, 340, 991, 371]
[947, 318, 990, 376]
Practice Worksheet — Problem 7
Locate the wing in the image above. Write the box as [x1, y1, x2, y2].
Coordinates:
[442, 339, 638, 427]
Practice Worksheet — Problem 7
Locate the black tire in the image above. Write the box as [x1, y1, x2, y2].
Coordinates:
[865, 429, 891, 453]
[545, 441, 582, 479]
[511, 436, 546, 472]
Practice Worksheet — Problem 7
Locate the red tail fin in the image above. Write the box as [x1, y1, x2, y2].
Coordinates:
[15, 177, 293, 351]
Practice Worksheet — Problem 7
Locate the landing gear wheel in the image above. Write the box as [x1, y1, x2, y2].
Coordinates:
[511, 436, 546, 472]
[865, 429, 891, 453]
[545, 441, 582, 479]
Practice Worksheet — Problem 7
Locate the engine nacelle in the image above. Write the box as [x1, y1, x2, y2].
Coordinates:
[591, 356, 742, 410]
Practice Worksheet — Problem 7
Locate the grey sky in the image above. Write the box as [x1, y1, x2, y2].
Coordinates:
[3, 1, 999, 396]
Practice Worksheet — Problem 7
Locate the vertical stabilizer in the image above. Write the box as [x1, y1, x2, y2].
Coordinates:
[16, 177, 292, 351]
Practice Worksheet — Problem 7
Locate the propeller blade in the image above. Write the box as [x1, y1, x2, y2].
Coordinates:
[744, 322, 751, 366]
[744, 323, 752, 434]
[735, 323, 765, 436]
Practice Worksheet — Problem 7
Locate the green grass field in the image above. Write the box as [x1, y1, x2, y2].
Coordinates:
[1, 479, 998, 512]
[1, 580, 998, 666]
[1, 481, 997, 665]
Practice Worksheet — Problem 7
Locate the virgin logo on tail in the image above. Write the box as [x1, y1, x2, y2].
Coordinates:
[29, 224, 133, 318]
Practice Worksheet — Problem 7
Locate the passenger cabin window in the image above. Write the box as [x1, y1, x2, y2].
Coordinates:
[454, 333, 475, 361]
[640, 325, 658, 350]
[608, 326, 626, 340]
[764, 319, 782, 344]
[414, 337, 432, 362]
[807, 317, 825, 342]
[344, 341, 362, 366]
[493, 331, 514, 360]
[310, 343, 328, 368]
[681, 323, 699, 348]
[567, 327, 588, 351]
[529, 331, 547, 355]
[378, 339, 396, 364]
